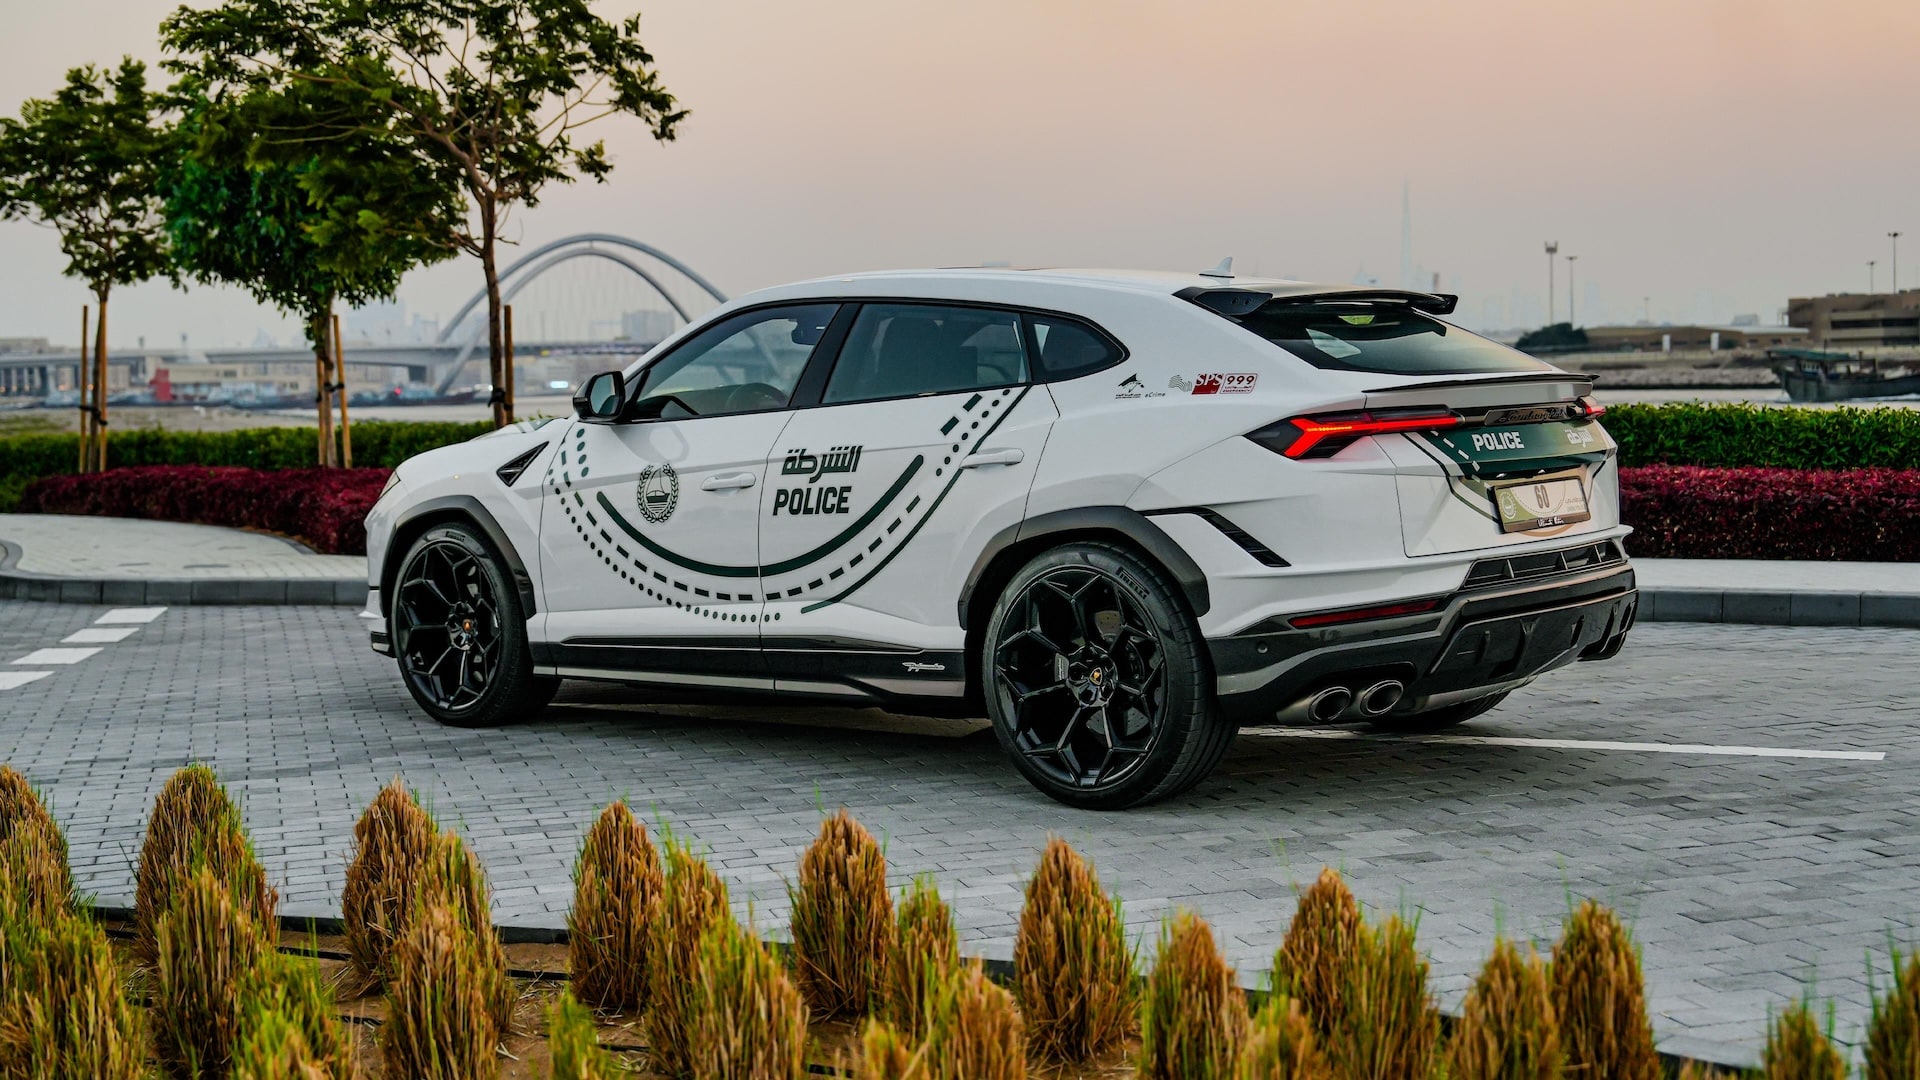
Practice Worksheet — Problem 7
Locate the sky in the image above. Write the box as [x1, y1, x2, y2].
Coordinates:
[2, 0, 1918, 348]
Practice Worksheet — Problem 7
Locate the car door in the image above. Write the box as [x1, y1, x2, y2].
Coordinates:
[758, 302, 1058, 700]
[536, 303, 843, 683]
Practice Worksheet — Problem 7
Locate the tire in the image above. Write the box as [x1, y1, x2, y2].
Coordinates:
[389, 522, 557, 728]
[1367, 690, 1509, 735]
[982, 541, 1229, 809]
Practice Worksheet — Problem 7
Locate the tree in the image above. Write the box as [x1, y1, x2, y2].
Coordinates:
[164, 0, 688, 426]
[0, 59, 174, 469]
[162, 76, 463, 463]
[1514, 322, 1590, 354]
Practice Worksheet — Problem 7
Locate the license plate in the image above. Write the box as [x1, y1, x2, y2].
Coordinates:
[1491, 471, 1591, 533]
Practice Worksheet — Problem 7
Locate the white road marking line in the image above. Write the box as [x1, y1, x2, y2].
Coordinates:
[0, 672, 53, 690]
[1241, 727, 1886, 762]
[62, 626, 140, 644]
[95, 607, 167, 624]
[11, 648, 102, 666]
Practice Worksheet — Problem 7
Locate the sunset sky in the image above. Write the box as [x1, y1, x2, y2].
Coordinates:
[3, 0, 1917, 347]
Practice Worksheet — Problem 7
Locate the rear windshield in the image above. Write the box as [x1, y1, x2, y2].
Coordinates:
[1230, 303, 1549, 376]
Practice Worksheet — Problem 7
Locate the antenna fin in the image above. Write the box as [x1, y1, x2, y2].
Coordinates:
[1199, 257, 1234, 279]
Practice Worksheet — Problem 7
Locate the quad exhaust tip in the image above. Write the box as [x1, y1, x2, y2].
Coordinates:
[1358, 679, 1406, 717]
[1307, 687, 1354, 723]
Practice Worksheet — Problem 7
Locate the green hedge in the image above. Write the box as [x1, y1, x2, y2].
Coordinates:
[1606, 402, 1920, 469]
[0, 420, 491, 512]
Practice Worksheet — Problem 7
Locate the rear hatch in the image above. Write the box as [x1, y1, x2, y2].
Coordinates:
[1183, 285, 1618, 556]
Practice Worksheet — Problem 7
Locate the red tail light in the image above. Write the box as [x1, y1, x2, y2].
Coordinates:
[1289, 597, 1442, 629]
[1576, 395, 1607, 419]
[1248, 407, 1463, 460]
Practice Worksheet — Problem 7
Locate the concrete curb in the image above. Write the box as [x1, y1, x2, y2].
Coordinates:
[0, 537, 365, 606]
[1637, 587, 1920, 628]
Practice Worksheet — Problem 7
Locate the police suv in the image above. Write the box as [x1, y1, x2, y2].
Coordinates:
[364, 267, 1637, 808]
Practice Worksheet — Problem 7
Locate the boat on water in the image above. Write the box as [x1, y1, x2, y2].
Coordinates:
[1769, 348, 1920, 402]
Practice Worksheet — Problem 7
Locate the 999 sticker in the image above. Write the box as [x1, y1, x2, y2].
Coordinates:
[1193, 372, 1257, 395]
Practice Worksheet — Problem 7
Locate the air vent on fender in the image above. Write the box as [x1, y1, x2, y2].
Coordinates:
[495, 442, 548, 487]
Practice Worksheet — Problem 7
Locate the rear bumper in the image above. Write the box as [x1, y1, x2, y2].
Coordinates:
[1208, 561, 1637, 724]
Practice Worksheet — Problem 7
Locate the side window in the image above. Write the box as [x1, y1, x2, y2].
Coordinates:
[823, 304, 1028, 405]
[1028, 314, 1123, 381]
[634, 303, 839, 418]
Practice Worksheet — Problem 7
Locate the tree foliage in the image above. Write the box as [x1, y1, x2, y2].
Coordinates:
[164, 0, 689, 424]
[0, 58, 174, 300]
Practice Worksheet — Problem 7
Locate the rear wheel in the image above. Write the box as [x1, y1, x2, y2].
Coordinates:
[391, 522, 557, 728]
[1368, 690, 1509, 734]
[983, 542, 1228, 809]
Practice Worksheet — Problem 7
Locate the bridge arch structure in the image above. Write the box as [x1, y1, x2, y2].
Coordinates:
[434, 234, 729, 395]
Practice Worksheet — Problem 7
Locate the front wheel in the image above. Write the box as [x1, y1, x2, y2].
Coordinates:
[983, 542, 1230, 809]
[390, 522, 557, 728]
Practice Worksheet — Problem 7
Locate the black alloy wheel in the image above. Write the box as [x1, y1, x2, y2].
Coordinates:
[984, 542, 1230, 809]
[391, 522, 555, 727]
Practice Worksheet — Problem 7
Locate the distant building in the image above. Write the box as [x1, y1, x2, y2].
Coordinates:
[1787, 290, 1920, 348]
[0, 337, 51, 354]
[1579, 324, 1808, 352]
[619, 309, 678, 345]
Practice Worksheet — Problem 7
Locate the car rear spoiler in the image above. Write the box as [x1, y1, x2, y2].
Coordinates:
[1176, 285, 1460, 317]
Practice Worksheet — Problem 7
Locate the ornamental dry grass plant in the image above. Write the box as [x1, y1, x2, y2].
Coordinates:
[1447, 939, 1563, 1080]
[548, 990, 625, 1080]
[1272, 868, 1362, 1040]
[0, 911, 145, 1080]
[684, 919, 807, 1080]
[1548, 901, 1660, 1080]
[153, 864, 271, 1079]
[925, 961, 1027, 1080]
[887, 875, 960, 1039]
[1867, 949, 1920, 1080]
[0, 815, 71, 931]
[415, 830, 515, 1037]
[134, 764, 277, 968]
[1138, 911, 1248, 1080]
[647, 836, 732, 1080]
[791, 808, 894, 1020]
[1321, 915, 1439, 1080]
[341, 778, 439, 990]
[1015, 838, 1134, 1063]
[231, 951, 360, 1080]
[1237, 997, 1333, 1080]
[381, 900, 501, 1080]
[857, 1019, 928, 1080]
[1763, 999, 1845, 1080]
[568, 801, 662, 1014]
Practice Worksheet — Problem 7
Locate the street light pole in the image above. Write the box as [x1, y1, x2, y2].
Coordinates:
[1891, 232, 1903, 293]
[1545, 241, 1559, 325]
[1566, 255, 1579, 326]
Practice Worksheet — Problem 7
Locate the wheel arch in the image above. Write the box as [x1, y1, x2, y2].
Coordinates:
[957, 506, 1210, 705]
[381, 496, 539, 619]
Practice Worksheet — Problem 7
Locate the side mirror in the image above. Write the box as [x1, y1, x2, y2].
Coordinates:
[573, 370, 626, 422]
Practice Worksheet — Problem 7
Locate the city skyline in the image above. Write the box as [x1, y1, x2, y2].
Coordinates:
[2, 0, 1916, 346]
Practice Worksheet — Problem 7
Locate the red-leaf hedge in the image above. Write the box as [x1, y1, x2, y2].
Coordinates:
[18, 466, 391, 556]
[1619, 465, 1920, 560]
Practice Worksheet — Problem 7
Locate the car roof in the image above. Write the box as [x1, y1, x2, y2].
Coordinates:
[742, 267, 1310, 301]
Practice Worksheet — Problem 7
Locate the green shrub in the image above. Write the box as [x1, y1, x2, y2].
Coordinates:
[886, 875, 960, 1039]
[548, 990, 625, 1080]
[1868, 949, 1920, 1080]
[134, 764, 277, 970]
[1764, 999, 1845, 1080]
[1138, 911, 1247, 1080]
[0, 419, 490, 512]
[684, 919, 807, 1080]
[231, 951, 361, 1079]
[1447, 938, 1562, 1080]
[646, 836, 731, 1080]
[1605, 401, 1920, 469]
[342, 778, 439, 992]
[1549, 901, 1659, 1080]
[1238, 996, 1332, 1079]
[0, 911, 145, 1079]
[153, 865, 271, 1079]
[790, 808, 893, 1020]
[569, 800, 663, 1014]
[1015, 837, 1134, 1064]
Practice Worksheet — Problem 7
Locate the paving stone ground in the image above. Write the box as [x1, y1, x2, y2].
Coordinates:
[1, 600, 1915, 1066]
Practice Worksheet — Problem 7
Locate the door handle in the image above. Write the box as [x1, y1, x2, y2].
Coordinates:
[959, 448, 1025, 469]
[701, 472, 757, 491]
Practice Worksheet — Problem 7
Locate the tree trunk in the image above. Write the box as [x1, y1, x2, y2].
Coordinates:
[92, 290, 109, 472]
[481, 203, 507, 429]
[311, 310, 334, 467]
[77, 305, 91, 473]
[333, 310, 353, 468]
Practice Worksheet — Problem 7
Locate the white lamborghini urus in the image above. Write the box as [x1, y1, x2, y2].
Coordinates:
[364, 267, 1637, 808]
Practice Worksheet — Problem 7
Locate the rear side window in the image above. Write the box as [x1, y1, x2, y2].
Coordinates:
[1028, 315, 1123, 381]
[1233, 304, 1548, 376]
[824, 304, 1028, 404]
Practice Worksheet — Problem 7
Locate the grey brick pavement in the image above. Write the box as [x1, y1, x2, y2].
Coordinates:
[1, 600, 1916, 1066]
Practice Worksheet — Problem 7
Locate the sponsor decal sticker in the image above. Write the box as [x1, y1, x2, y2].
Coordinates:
[635, 463, 679, 524]
[1168, 375, 1194, 393]
[902, 661, 947, 673]
[1192, 372, 1258, 395]
[1113, 373, 1167, 400]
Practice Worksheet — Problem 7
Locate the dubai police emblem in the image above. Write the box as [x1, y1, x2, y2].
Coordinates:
[636, 463, 679, 524]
